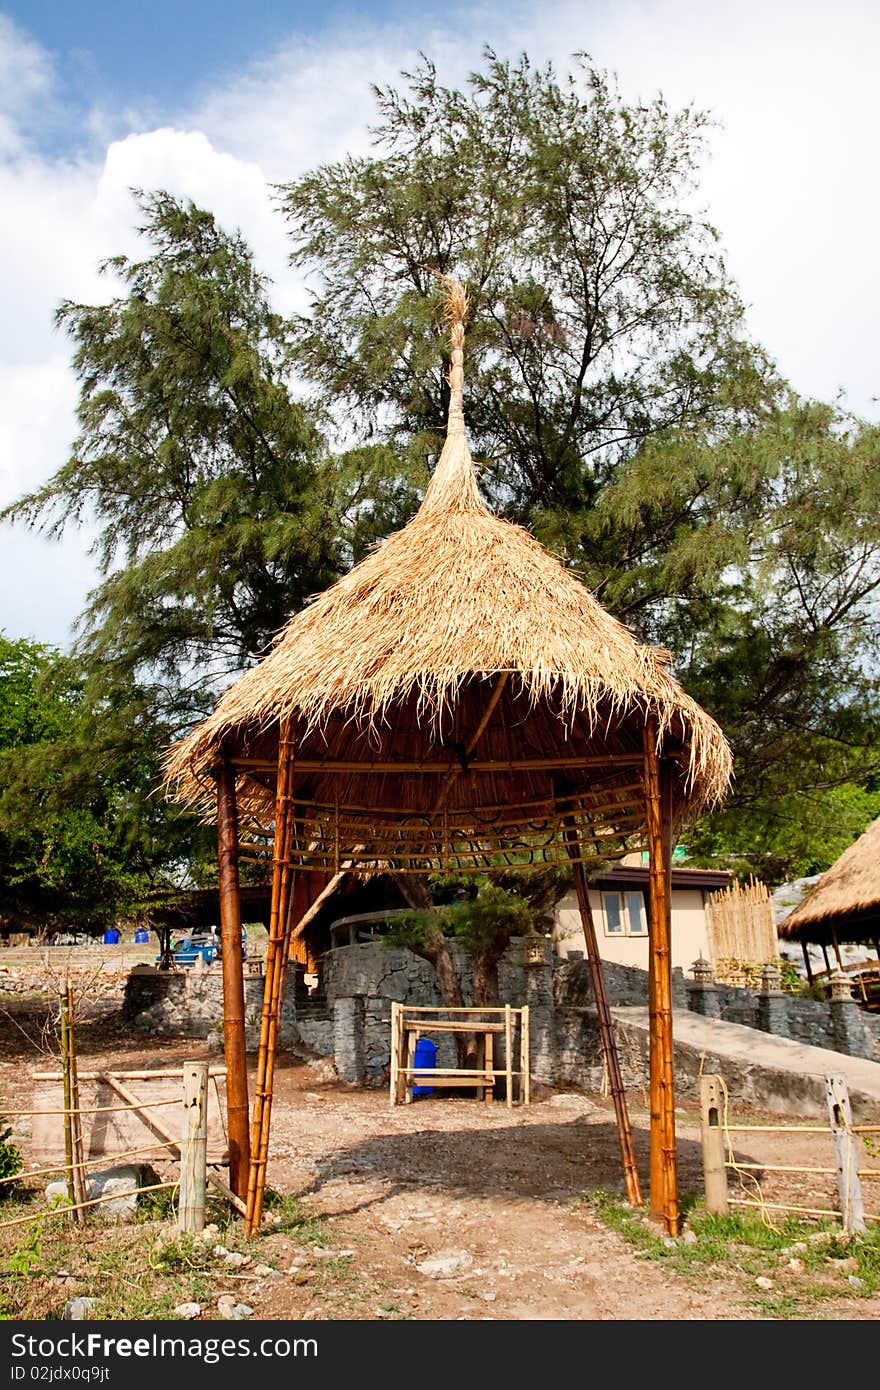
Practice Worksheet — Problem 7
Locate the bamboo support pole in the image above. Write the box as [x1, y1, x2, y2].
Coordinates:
[216, 759, 250, 1201]
[643, 721, 680, 1235]
[521, 1005, 530, 1105]
[245, 720, 297, 1236]
[179, 1062, 209, 1235]
[504, 1004, 513, 1110]
[699, 1074, 729, 1215]
[567, 845, 643, 1208]
[66, 985, 87, 1222]
[389, 1002, 400, 1108]
[58, 987, 77, 1223]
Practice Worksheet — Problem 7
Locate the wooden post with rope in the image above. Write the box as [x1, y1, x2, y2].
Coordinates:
[699, 1074, 729, 1215]
[179, 1062, 209, 1235]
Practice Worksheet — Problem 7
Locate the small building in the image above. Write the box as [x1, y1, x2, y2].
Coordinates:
[553, 858, 732, 973]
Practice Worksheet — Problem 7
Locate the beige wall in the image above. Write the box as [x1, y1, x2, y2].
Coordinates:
[553, 885, 710, 975]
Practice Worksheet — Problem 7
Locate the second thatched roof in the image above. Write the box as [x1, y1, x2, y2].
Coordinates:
[779, 818, 880, 944]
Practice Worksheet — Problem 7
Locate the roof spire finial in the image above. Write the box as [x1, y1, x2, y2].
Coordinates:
[437, 273, 469, 436]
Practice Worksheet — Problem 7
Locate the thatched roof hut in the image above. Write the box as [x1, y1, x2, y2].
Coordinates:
[164, 278, 732, 1238]
[778, 818, 880, 948]
[166, 281, 731, 873]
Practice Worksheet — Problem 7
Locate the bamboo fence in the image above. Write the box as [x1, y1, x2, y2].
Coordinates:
[699, 1072, 880, 1232]
[706, 876, 778, 975]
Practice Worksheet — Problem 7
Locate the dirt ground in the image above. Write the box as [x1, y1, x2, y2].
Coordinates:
[2, 996, 879, 1323]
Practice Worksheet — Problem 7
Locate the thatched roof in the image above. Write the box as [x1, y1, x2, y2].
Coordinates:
[778, 818, 880, 944]
[165, 278, 732, 874]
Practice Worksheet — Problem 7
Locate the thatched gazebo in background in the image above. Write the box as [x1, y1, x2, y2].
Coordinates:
[779, 817, 880, 977]
[165, 280, 732, 1237]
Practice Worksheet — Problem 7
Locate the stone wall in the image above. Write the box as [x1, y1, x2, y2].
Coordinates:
[321, 940, 880, 1094]
[121, 965, 298, 1050]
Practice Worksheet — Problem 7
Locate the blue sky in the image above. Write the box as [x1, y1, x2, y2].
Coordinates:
[2, 1, 426, 131]
[1, 0, 878, 648]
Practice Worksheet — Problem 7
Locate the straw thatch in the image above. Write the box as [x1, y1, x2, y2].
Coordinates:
[164, 276, 732, 874]
[778, 818, 880, 945]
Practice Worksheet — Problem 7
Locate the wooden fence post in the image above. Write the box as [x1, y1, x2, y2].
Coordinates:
[699, 1074, 729, 1215]
[825, 1074, 866, 1234]
[179, 1062, 209, 1235]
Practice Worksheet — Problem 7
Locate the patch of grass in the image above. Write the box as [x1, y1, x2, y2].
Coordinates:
[583, 1189, 880, 1318]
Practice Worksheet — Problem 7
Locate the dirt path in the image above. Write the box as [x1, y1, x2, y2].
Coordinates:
[2, 1000, 879, 1322]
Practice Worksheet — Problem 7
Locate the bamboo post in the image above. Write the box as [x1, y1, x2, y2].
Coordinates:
[699, 1074, 729, 1215]
[830, 926, 844, 973]
[216, 759, 250, 1201]
[58, 988, 79, 1223]
[825, 1074, 866, 1234]
[504, 1004, 513, 1110]
[179, 1062, 209, 1235]
[643, 719, 680, 1235]
[521, 1005, 530, 1105]
[801, 941, 815, 986]
[64, 983, 88, 1220]
[389, 1001, 400, 1108]
[245, 720, 297, 1236]
[404, 1029, 417, 1104]
[567, 846, 643, 1208]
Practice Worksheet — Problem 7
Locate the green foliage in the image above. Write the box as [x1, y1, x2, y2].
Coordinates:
[0, 1122, 22, 1194]
[5, 1222, 42, 1276]
[0, 633, 193, 924]
[385, 881, 533, 954]
[2, 54, 880, 905]
[282, 49, 775, 513]
[5, 191, 342, 697]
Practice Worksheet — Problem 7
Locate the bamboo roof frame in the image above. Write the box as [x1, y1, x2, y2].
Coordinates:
[164, 276, 733, 1239]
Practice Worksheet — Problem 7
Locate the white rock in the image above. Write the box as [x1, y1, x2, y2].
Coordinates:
[682, 1231, 698, 1245]
[63, 1297, 97, 1321]
[223, 1251, 252, 1268]
[547, 1093, 595, 1112]
[787, 1258, 805, 1273]
[173, 1303, 202, 1320]
[755, 1276, 774, 1290]
[231, 1304, 254, 1319]
[46, 1164, 156, 1218]
[415, 1251, 474, 1279]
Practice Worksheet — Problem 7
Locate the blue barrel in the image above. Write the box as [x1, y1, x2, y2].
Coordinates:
[412, 1036, 437, 1096]
[134, 927, 149, 944]
[102, 927, 120, 945]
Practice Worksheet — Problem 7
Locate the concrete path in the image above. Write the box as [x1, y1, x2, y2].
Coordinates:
[613, 1005, 880, 1117]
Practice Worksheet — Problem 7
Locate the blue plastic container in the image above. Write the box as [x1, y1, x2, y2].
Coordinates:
[134, 927, 149, 944]
[412, 1036, 437, 1097]
[102, 927, 120, 945]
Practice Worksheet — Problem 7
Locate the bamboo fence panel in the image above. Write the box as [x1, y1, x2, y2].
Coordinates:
[706, 876, 778, 972]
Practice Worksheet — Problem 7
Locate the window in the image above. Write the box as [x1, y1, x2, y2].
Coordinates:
[601, 890, 648, 937]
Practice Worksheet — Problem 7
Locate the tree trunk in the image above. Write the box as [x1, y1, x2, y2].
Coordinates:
[411, 928, 473, 1067]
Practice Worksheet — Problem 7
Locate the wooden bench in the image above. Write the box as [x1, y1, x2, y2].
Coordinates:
[389, 1003, 530, 1108]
